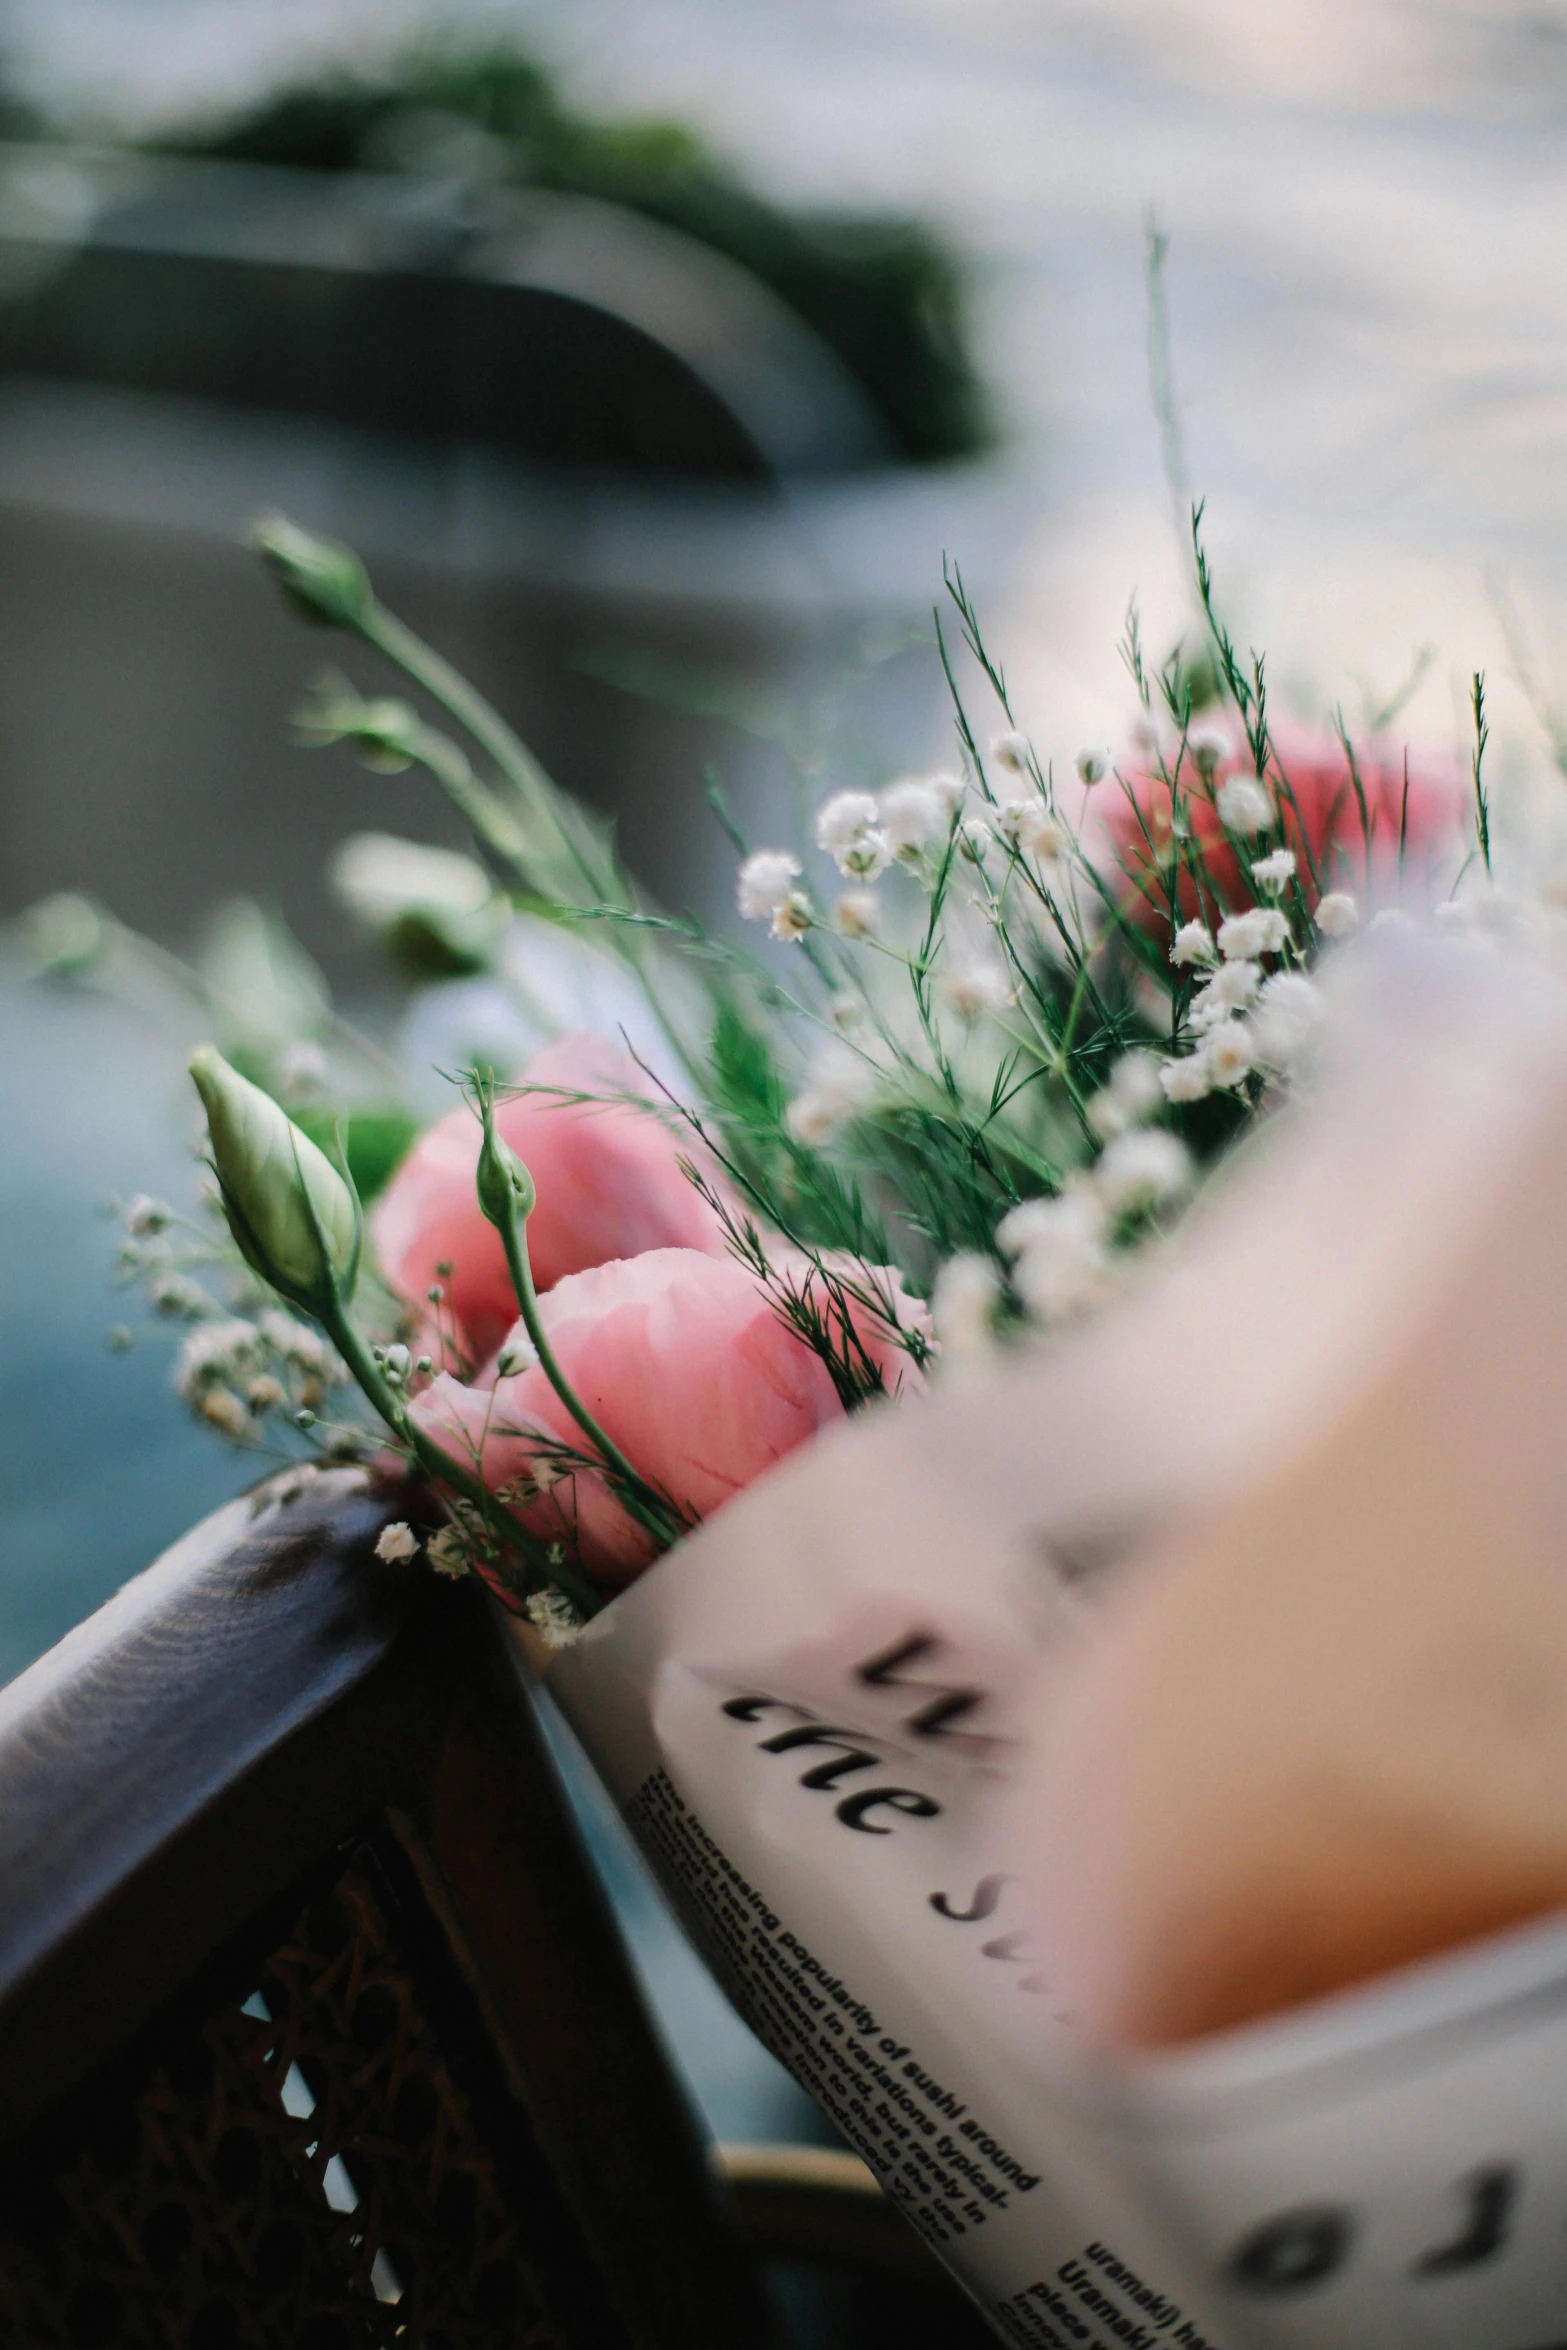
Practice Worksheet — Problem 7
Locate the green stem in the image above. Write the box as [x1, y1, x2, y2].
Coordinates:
[352, 607, 705, 1083]
[361, 603, 617, 910]
[495, 1200, 685, 1551]
[324, 1299, 602, 1622]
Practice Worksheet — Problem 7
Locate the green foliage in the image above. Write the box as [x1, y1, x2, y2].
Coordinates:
[294, 1107, 419, 1205]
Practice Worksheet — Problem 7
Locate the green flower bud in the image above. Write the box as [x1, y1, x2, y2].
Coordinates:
[254, 513, 371, 631]
[190, 1045, 359, 1316]
[475, 1115, 536, 1229]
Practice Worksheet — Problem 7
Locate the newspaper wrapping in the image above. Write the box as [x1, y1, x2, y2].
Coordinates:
[532, 942, 1567, 2350]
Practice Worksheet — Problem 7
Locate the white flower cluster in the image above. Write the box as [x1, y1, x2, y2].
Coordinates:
[1086, 1050, 1163, 1139]
[737, 850, 812, 941]
[1161, 915, 1325, 1103]
[879, 771, 965, 863]
[814, 790, 888, 882]
[940, 958, 1014, 1022]
[740, 769, 976, 945]
[995, 1126, 1192, 1331]
[525, 1586, 583, 1651]
[172, 1305, 345, 1439]
[1251, 847, 1296, 896]
[996, 1190, 1110, 1326]
[1216, 772, 1273, 833]
[995, 792, 1069, 865]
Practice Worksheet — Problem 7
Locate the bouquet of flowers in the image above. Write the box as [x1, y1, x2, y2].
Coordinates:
[44, 500, 1567, 2350]
[61, 509, 1467, 1637]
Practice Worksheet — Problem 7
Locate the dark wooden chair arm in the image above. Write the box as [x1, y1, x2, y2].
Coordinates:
[0, 1464, 776, 2348]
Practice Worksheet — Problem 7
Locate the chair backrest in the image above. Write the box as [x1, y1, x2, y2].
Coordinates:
[0, 1464, 778, 2350]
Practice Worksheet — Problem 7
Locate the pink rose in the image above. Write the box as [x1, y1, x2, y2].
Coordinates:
[411, 1246, 927, 1585]
[1104, 718, 1461, 936]
[372, 1033, 731, 1362]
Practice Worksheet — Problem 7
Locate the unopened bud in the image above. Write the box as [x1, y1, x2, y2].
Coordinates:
[476, 1117, 536, 1228]
[189, 1045, 359, 1317]
[254, 513, 371, 630]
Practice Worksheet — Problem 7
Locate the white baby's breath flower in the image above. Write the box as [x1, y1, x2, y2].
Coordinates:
[785, 1092, 844, 1147]
[1189, 985, 1243, 1035]
[1315, 890, 1359, 938]
[1217, 907, 1289, 961]
[828, 991, 862, 1031]
[1160, 1053, 1213, 1104]
[931, 1251, 1001, 1365]
[998, 1191, 1109, 1326]
[939, 959, 1013, 1021]
[175, 1318, 259, 1401]
[1130, 713, 1162, 759]
[926, 771, 967, 818]
[1188, 959, 1261, 1036]
[199, 1387, 250, 1437]
[771, 891, 813, 941]
[990, 730, 1032, 775]
[1369, 906, 1413, 933]
[1095, 1129, 1193, 1217]
[814, 790, 888, 881]
[958, 817, 994, 863]
[152, 1273, 218, 1321]
[427, 1526, 471, 1580]
[247, 1374, 286, 1413]
[1210, 957, 1262, 1007]
[1202, 1020, 1256, 1090]
[814, 789, 878, 856]
[835, 890, 879, 939]
[786, 1044, 874, 1146]
[1216, 773, 1272, 833]
[1086, 1051, 1163, 1140]
[124, 1194, 170, 1237]
[259, 1309, 327, 1370]
[1251, 847, 1296, 895]
[737, 849, 802, 923]
[995, 1197, 1067, 1257]
[525, 1587, 582, 1651]
[375, 1521, 421, 1564]
[495, 1337, 540, 1379]
[1250, 972, 1323, 1070]
[1186, 722, 1231, 777]
[1074, 745, 1113, 789]
[1170, 920, 1217, 969]
[878, 777, 947, 862]
[997, 794, 1068, 862]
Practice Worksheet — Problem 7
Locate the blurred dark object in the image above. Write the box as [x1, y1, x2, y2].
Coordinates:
[159, 41, 989, 468]
[0, 146, 890, 476]
[0, 1467, 990, 2348]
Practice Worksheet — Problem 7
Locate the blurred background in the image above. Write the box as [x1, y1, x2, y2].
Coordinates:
[6, 0, 1567, 2158]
